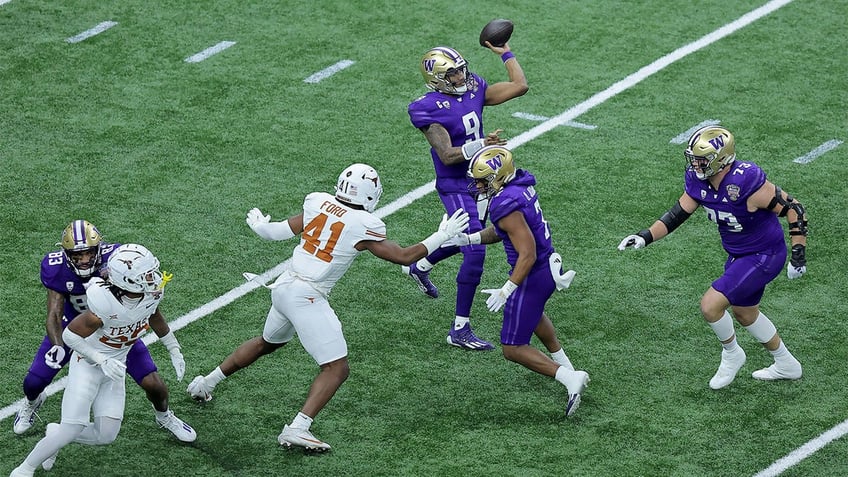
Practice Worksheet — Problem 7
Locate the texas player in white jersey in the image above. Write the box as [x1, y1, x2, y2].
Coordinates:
[11, 244, 194, 477]
[188, 163, 469, 452]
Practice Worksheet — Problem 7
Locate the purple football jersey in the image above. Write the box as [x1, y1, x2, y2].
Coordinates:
[488, 170, 554, 272]
[408, 72, 489, 193]
[39, 242, 119, 323]
[684, 161, 785, 256]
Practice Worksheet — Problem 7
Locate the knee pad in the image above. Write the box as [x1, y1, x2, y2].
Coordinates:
[744, 313, 777, 343]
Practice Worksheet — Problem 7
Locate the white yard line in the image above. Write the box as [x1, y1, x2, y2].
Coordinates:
[792, 139, 843, 164]
[753, 419, 848, 477]
[304, 60, 355, 83]
[12, 5, 838, 475]
[65, 21, 118, 44]
[184, 41, 237, 63]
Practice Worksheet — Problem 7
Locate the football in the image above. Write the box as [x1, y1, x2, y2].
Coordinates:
[479, 18, 514, 47]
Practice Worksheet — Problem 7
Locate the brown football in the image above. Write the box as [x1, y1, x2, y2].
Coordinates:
[479, 19, 514, 47]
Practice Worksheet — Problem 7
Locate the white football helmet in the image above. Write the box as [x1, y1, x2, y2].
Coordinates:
[335, 163, 383, 212]
[58, 219, 103, 278]
[106, 244, 163, 293]
[420, 47, 475, 95]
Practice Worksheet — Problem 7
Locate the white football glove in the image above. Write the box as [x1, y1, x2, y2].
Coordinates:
[100, 358, 127, 381]
[439, 209, 471, 237]
[170, 349, 186, 381]
[617, 234, 646, 250]
[548, 253, 576, 291]
[787, 244, 806, 279]
[246, 207, 270, 230]
[481, 280, 518, 313]
[442, 233, 471, 248]
[44, 345, 66, 369]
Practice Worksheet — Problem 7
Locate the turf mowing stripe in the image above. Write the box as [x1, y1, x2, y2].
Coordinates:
[65, 21, 118, 44]
[753, 418, 848, 476]
[304, 60, 355, 83]
[792, 139, 843, 164]
[670, 120, 723, 144]
[184, 41, 237, 63]
[1, 7, 802, 464]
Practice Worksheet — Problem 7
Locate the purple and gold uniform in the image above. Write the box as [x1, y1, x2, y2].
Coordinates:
[684, 161, 786, 306]
[408, 72, 489, 315]
[23, 243, 158, 401]
[488, 169, 558, 346]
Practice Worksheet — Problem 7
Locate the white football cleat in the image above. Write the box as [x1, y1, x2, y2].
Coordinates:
[752, 360, 802, 381]
[561, 370, 590, 417]
[709, 347, 747, 390]
[156, 409, 197, 442]
[187, 376, 214, 402]
[278, 424, 331, 452]
[13, 392, 46, 435]
[9, 466, 35, 477]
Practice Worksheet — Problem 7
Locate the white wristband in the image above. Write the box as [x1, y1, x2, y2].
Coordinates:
[467, 232, 482, 245]
[159, 330, 181, 352]
[503, 280, 519, 294]
[420, 231, 450, 255]
[461, 139, 487, 161]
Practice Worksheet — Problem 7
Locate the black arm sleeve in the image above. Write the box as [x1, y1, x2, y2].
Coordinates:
[659, 201, 692, 234]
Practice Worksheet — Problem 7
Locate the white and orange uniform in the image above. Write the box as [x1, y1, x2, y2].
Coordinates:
[62, 278, 161, 425]
[263, 192, 386, 364]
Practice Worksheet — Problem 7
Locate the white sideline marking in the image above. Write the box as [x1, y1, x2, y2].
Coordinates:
[14, 6, 833, 474]
[65, 21, 118, 44]
[792, 139, 842, 164]
[670, 120, 722, 144]
[753, 418, 848, 477]
[184, 41, 237, 63]
[304, 60, 355, 83]
[512, 112, 597, 130]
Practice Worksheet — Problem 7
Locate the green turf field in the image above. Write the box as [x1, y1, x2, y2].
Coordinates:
[1, 1, 846, 476]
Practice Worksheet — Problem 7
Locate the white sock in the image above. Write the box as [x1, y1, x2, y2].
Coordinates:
[550, 349, 574, 370]
[291, 412, 313, 430]
[416, 258, 434, 272]
[554, 366, 571, 386]
[720, 337, 739, 351]
[453, 316, 470, 330]
[708, 311, 738, 350]
[206, 367, 226, 387]
[154, 407, 170, 421]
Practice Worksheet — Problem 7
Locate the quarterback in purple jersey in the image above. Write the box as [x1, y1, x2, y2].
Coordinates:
[445, 146, 591, 417]
[619, 126, 808, 390]
[404, 42, 528, 350]
[13, 220, 195, 442]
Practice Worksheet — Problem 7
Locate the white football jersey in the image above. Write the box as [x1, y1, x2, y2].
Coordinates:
[82, 277, 162, 362]
[287, 192, 386, 295]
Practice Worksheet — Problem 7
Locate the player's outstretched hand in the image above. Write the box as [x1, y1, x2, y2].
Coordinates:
[439, 209, 470, 237]
[617, 234, 646, 250]
[246, 208, 270, 230]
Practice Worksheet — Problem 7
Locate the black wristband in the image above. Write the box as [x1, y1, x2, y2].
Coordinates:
[790, 244, 806, 266]
[637, 229, 654, 246]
